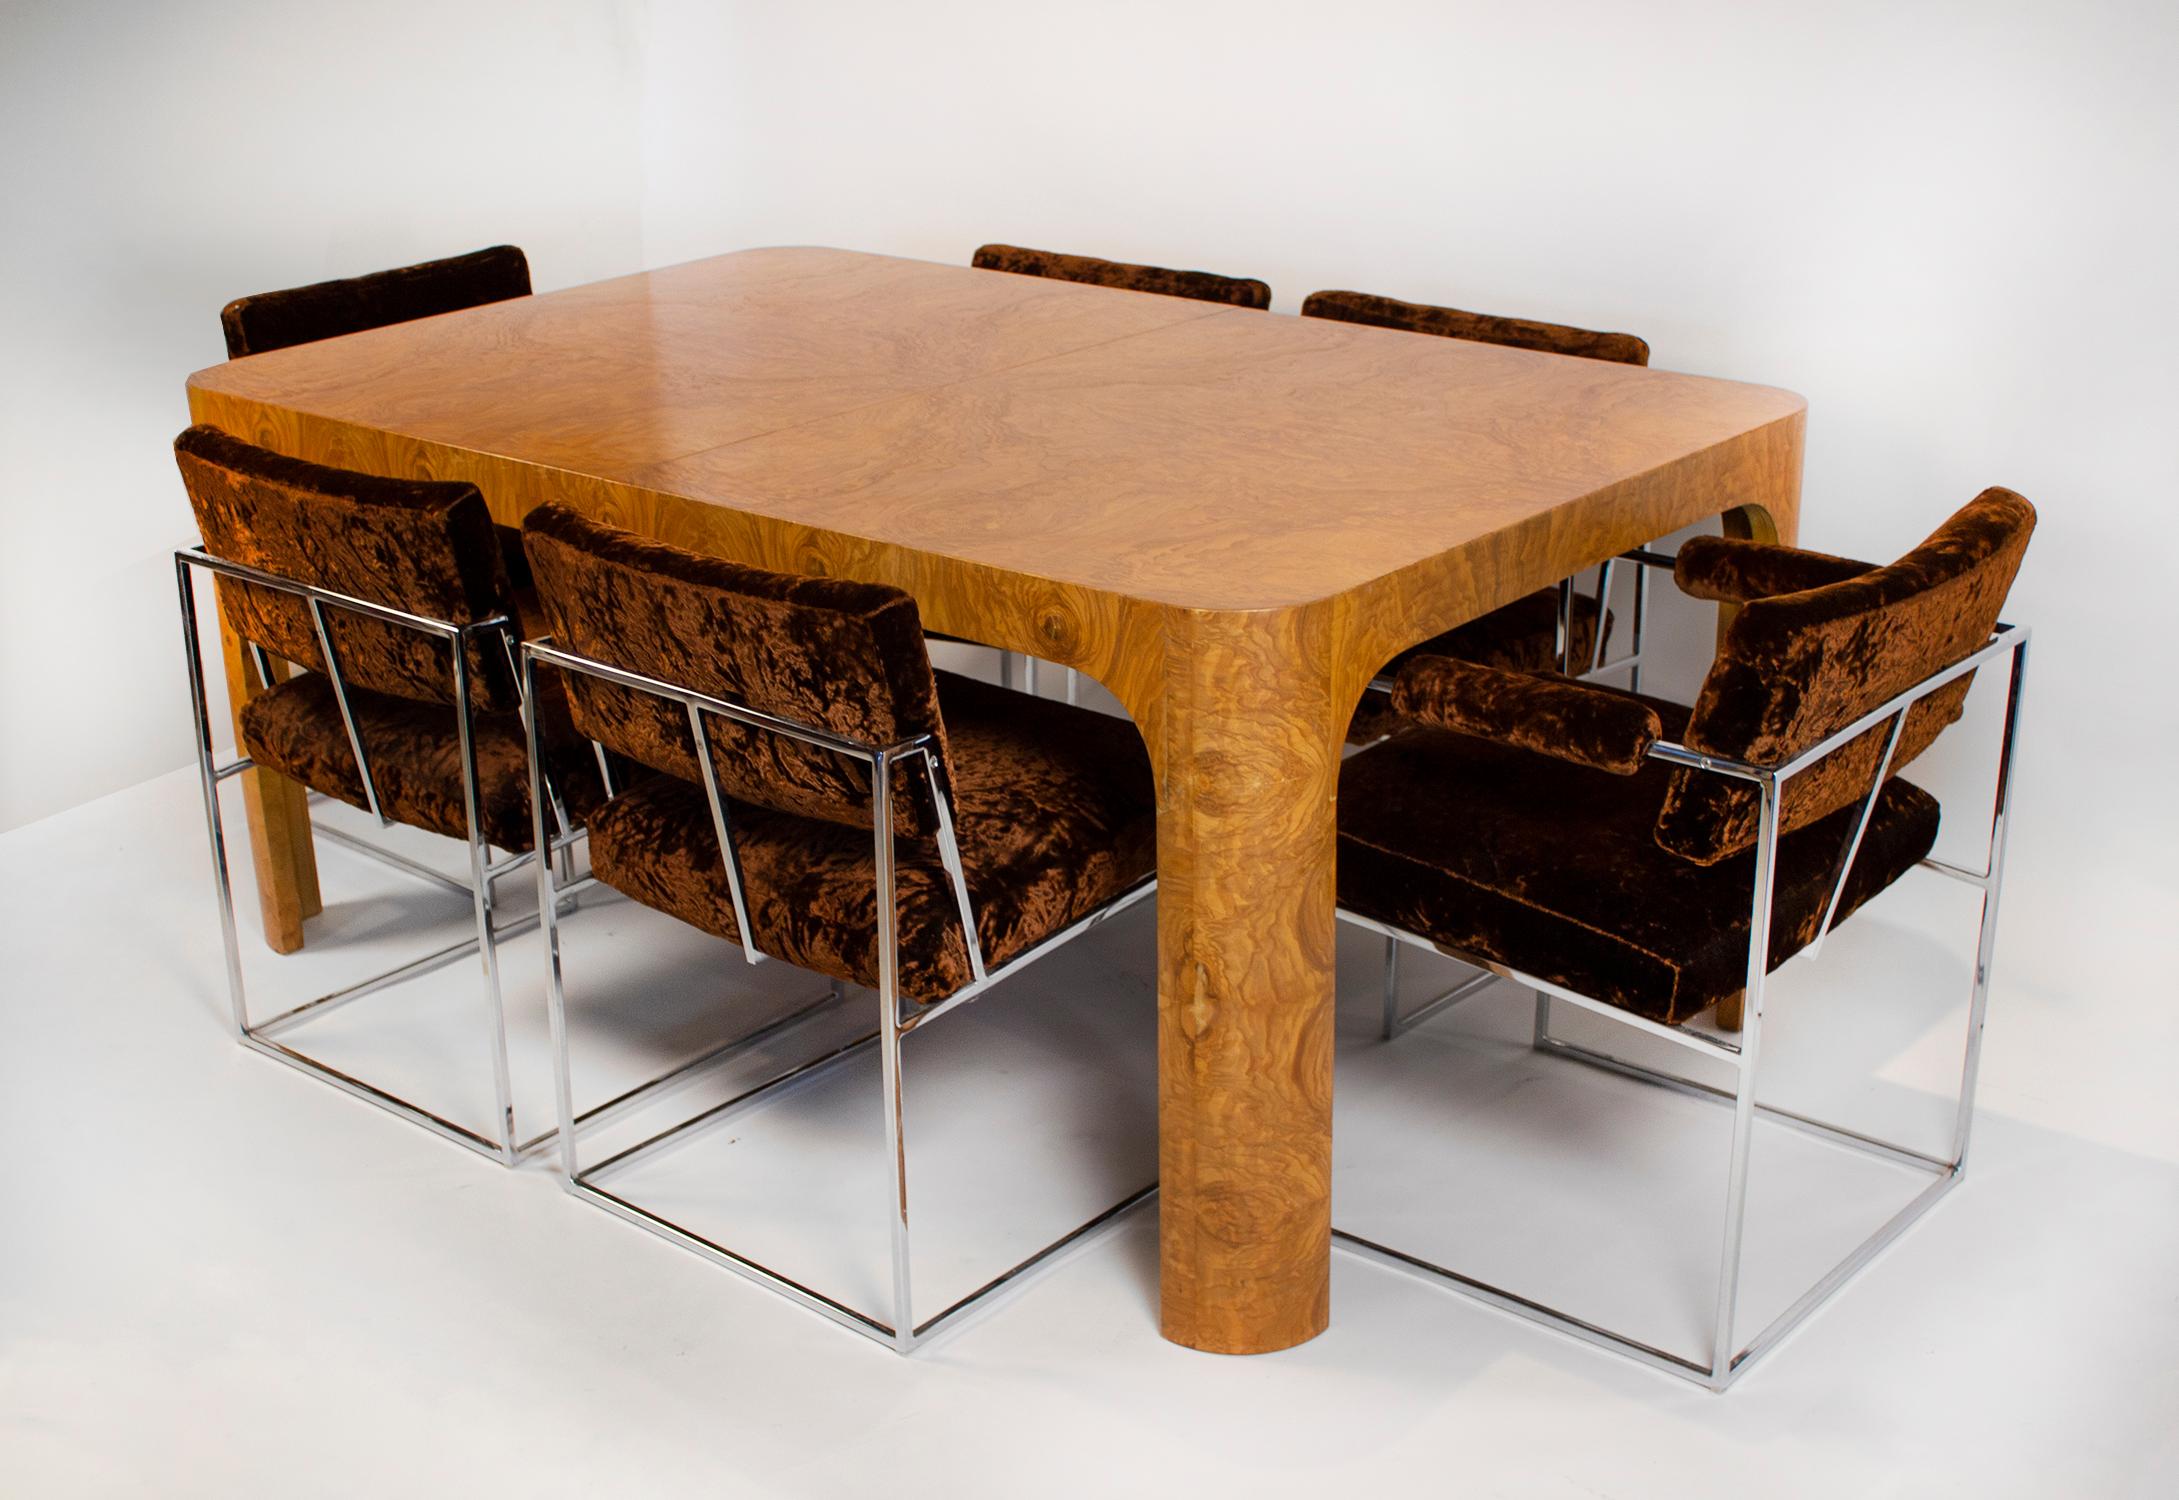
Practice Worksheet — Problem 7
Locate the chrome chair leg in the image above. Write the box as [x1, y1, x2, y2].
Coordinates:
[1377, 933, 1498, 1042]
[176, 547, 601, 1165]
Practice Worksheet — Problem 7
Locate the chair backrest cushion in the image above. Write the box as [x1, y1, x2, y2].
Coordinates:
[1300, 289, 1650, 366]
[220, 245, 531, 359]
[972, 243, 1271, 310]
[175, 425, 520, 710]
[521, 504, 950, 837]
[1656, 488, 2035, 864]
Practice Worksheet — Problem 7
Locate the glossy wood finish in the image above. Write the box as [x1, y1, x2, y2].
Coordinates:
[188, 247, 1805, 1354]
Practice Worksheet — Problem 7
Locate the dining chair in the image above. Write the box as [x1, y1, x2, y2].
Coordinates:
[173, 424, 605, 1163]
[1302, 287, 1652, 740]
[518, 503, 1160, 1352]
[972, 242, 1272, 309]
[1330, 488, 2034, 1388]
[219, 244, 532, 358]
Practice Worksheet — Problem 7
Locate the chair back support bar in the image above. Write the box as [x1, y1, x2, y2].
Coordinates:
[521, 504, 952, 839]
[1657, 489, 2036, 864]
[174, 425, 523, 712]
[220, 245, 531, 359]
[971, 243, 1272, 310]
[1300, 289, 1651, 366]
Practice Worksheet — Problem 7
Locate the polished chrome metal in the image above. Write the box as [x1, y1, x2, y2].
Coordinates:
[1378, 936, 1497, 1041]
[893, 876, 1153, 1037]
[1335, 624, 2030, 1391]
[686, 701, 762, 964]
[1589, 559, 1616, 673]
[1950, 632, 2028, 1172]
[1536, 1034, 1952, 1175]
[246, 640, 278, 693]
[307, 817, 474, 899]
[527, 633, 1158, 1353]
[918, 747, 987, 987]
[1708, 776, 1777, 1383]
[305, 595, 386, 825]
[177, 556, 248, 1034]
[175, 544, 589, 1166]
[1804, 707, 1909, 962]
[1342, 908, 1743, 1060]
[1379, 936, 1399, 1040]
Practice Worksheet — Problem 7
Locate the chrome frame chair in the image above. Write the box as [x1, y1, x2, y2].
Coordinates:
[175, 544, 604, 1165]
[522, 637, 1157, 1354]
[1337, 567, 2030, 1389]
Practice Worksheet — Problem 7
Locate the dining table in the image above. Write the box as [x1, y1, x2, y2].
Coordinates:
[185, 245, 1805, 1355]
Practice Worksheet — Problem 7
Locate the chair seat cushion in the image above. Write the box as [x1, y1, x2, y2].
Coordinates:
[1350, 588, 1606, 741]
[239, 670, 603, 854]
[585, 672, 1157, 1002]
[1336, 698, 1940, 1025]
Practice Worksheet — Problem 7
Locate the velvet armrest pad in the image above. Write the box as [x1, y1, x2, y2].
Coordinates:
[1674, 535, 1874, 603]
[1389, 655, 1664, 775]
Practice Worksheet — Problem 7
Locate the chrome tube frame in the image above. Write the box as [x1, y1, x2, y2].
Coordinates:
[174, 544, 597, 1166]
[1335, 622, 2030, 1390]
[1564, 545, 1678, 688]
[525, 636, 1157, 1354]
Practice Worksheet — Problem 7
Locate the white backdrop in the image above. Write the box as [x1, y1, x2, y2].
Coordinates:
[4, 0, 2174, 1021]
[0, 0, 645, 829]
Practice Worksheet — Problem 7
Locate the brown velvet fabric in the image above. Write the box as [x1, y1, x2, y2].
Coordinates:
[220, 245, 531, 359]
[971, 243, 1272, 310]
[1348, 587, 1607, 743]
[1657, 490, 2036, 864]
[586, 673, 1157, 1002]
[522, 504, 951, 839]
[1390, 656, 1663, 775]
[175, 425, 523, 712]
[239, 671, 603, 854]
[1337, 708, 1941, 1025]
[1301, 289, 1650, 366]
[1673, 535, 1872, 604]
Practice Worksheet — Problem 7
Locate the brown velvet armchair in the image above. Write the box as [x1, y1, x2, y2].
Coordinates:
[518, 503, 1159, 1351]
[1302, 287, 1652, 739]
[1332, 488, 2035, 1389]
[172, 424, 602, 1166]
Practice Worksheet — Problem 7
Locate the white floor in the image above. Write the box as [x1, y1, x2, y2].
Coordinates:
[4, 733, 2175, 1496]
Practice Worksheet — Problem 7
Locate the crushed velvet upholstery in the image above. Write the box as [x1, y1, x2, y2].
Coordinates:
[176, 425, 523, 712]
[522, 505, 951, 839]
[1658, 489, 2036, 864]
[1340, 490, 2035, 1024]
[1338, 704, 1941, 1025]
[177, 425, 601, 852]
[219, 245, 531, 359]
[239, 671, 603, 854]
[520, 508, 1156, 1000]
[1348, 587, 1608, 743]
[1672, 535, 1871, 605]
[1391, 656, 1662, 776]
[1301, 289, 1650, 366]
[586, 674, 1157, 1002]
[971, 243, 1271, 310]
